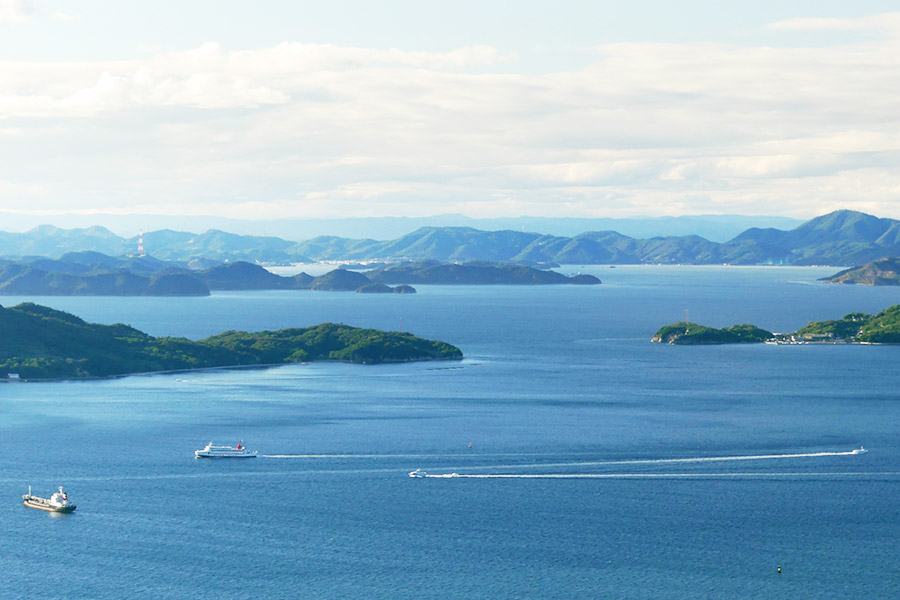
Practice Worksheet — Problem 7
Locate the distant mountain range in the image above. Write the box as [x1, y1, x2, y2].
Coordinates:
[0, 213, 804, 243]
[0, 226, 310, 264]
[0, 210, 897, 266]
[291, 210, 900, 266]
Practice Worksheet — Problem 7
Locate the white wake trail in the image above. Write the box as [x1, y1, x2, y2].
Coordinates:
[424, 471, 893, 480]
[413, 447, 869, 479]
[261, 452, 578, 459]
[452, 448, 868, 472]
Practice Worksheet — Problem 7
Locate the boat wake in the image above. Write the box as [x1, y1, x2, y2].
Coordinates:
[264, 448, 868, 464]
[261, 452, 583, 459]
[416, 471, 893, 480]
[410, 447, 871, 479]
[442, 448, 868, 472]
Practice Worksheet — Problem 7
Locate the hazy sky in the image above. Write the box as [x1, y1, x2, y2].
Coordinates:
[2, 1, 899, 223]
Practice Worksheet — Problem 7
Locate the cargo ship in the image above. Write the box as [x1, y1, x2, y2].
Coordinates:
[23, 486, 76, 513]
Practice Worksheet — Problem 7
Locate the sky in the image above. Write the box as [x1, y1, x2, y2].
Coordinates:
[1, 0, 900, 227]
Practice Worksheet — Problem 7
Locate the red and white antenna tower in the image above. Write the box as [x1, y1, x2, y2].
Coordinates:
[137, 229, 144, 256]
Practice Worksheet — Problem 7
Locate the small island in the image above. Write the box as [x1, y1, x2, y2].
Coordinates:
[0, 302, 462, 380]
[652, 323, 772, 345]
[653, 304, 900, 345]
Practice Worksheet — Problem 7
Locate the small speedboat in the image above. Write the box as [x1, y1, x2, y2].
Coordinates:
[195, 440, 258, 459]
[853, 446, 868, 454]
[408, 469, 427, 478]
[23, 486, 76, 513]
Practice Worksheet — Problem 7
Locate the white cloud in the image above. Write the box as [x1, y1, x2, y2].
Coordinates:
[0, 0, 35, 24]
[0, 42, 512, 117]
[2, 15, 900, 220]
[51, 11, 81, 22]
[0, 178, 50, 196]
[765, 12, 900, 34]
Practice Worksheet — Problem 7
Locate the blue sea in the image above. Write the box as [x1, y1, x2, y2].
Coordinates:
[2, 265, 899, 599]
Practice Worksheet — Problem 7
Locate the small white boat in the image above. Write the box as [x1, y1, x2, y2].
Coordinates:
[195, 440, 258, 459]
[853, 446, 868, 454]
[409, 469, 427, 478]
[23, 486, 76, 513]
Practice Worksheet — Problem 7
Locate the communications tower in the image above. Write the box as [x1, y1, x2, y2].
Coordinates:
[137, 230, 145, 256]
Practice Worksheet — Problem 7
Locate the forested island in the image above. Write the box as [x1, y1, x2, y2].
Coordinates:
[652, 323, 773, 344]
[653, 304, 900, 345]
[0, 302, 462, 380]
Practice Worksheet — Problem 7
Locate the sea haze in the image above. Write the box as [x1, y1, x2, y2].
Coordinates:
[0, 214, 805, 243]
[2, 265, 899, 599]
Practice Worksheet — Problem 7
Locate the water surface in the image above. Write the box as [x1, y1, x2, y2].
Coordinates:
[2, 266, 899, 599]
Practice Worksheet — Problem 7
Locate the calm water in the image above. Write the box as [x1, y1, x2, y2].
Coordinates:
[2, 266, 899, 599]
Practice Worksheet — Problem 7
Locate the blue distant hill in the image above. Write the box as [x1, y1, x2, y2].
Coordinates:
[0, 210, 896, 266]
[289, 210, 900, 266]
[0, 255, 596, 296]
[0, 213, 804, 243]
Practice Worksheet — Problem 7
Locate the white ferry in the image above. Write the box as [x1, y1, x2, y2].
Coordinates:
[23, 486, 76, 513]
[195, 440, 258, 459]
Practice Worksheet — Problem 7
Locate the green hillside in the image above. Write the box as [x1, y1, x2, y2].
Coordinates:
[653, 304, 900, 345]
[651, 322, 772, 344]
[0, 303, 462, 380]
[857, 305, 900, 343]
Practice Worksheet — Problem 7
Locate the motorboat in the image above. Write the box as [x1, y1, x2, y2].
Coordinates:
[23, 486, 76, 513]
[195, 440, 258, 459]
[852, 446, 868, 454]
[408, 469, 427, 478]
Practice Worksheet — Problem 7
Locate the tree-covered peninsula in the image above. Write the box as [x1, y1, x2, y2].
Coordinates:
[652, 304, 900, 345]
[0, 302, 462, 380]
[651, 323, 772, 344]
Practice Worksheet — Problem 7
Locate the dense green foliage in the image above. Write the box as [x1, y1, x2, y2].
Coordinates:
[652, 322, 772, 345]
[0, 303, 461, 380]
[856, 305, 900, 343]
[719, 324, 774, 342]
[201, 324, 461, 364]
[654, 305, 900, 345]
[793, 312, 873, 339]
